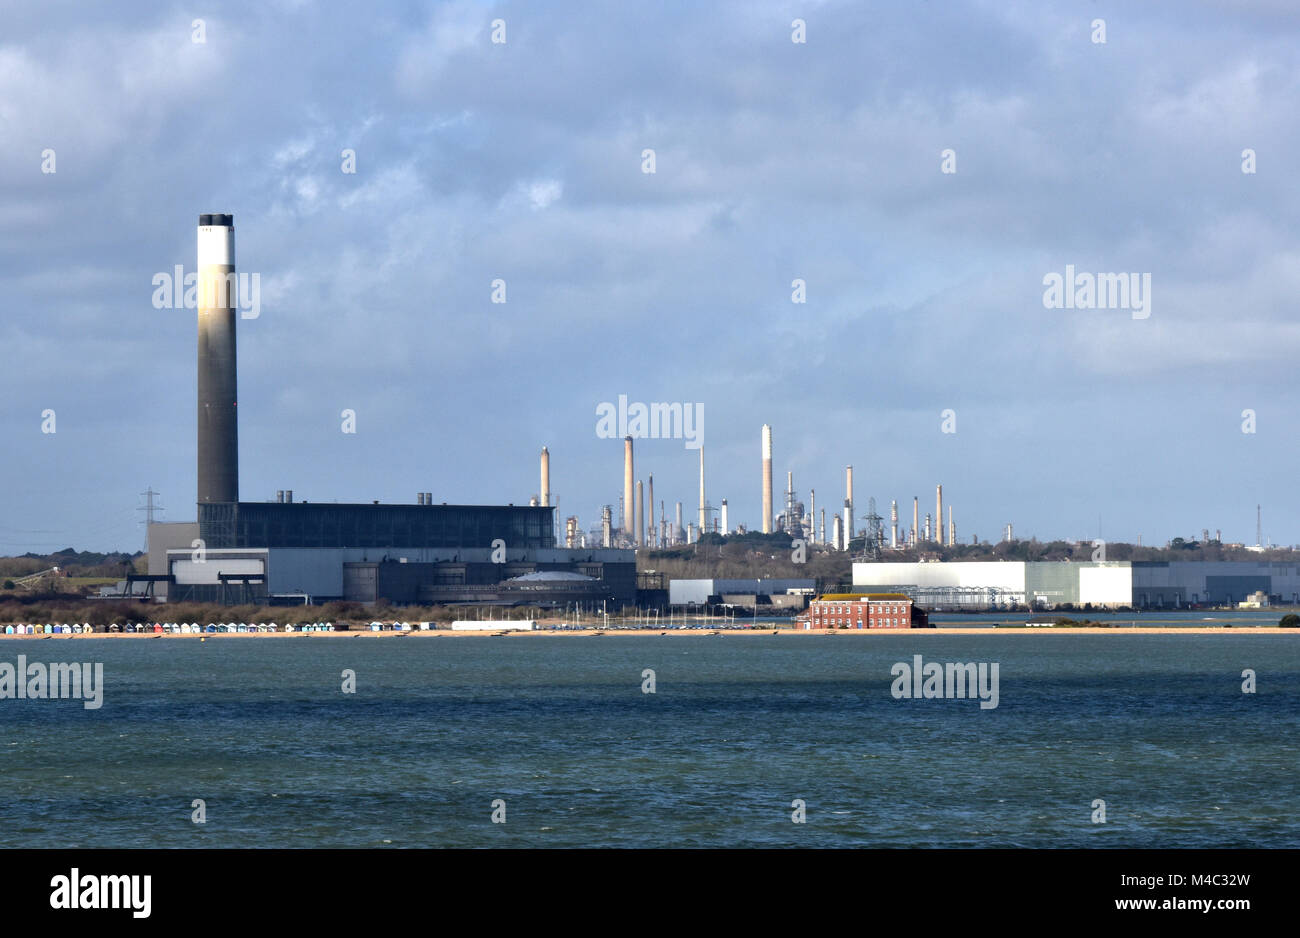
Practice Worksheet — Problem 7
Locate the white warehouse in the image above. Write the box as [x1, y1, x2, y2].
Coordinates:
[852, 560, 1300, 610]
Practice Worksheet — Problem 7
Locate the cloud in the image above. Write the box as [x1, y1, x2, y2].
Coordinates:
[2, 0, 1299, 549]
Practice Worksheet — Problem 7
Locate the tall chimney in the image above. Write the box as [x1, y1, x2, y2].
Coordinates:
[936, 484, 943, 545]
[601, 505, 612, 548]
[819, 507, 825, 544]
[635, 480, 644, 548]
[698, 447, 706, 534]
[948, 506, 955, 548]
[890, 500, 899, 549]
[761, 425, 773, 534]
[913, 497, 919, 549]
[197, 213, 238, 505]
[623, 436, 634, 540]
[809, 488, 816, 544]
[720, 498, 729, 534]
[647, 474, 655, 547]
[845, 465, 854, 541]
[540, 446, 550, 507]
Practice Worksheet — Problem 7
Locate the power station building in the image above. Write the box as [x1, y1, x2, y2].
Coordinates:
[668, 578, 816, 610]
[852, 560, 1300, 610]
[144, 213, 635, 608]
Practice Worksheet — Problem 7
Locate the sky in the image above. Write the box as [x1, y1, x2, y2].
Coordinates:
[2, 0, 1299, 553]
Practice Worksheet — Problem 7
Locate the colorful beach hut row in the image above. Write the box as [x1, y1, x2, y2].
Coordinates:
[1, 621, 340, 634]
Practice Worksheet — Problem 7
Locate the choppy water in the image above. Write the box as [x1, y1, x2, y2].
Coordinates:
[2, 634, 1297, 847]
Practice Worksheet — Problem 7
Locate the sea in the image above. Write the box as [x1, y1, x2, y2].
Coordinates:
[2, 632, 1297, 848]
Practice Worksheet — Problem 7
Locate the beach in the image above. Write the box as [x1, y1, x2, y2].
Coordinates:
[2, 626, 1296, 637]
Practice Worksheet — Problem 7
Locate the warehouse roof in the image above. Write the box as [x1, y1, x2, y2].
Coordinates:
[816, 593, 912, 601]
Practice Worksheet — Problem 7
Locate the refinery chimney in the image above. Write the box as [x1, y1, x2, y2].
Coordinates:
[539, 446, 550, 507]
[913, 497, 919, 549]
[601, 505, 612, 547]
[698, 447, 706, 534]
[809, 488, 816, 544]
[845, 466, 854, 541]
[935, 484, 944, 545]
[948, 506, 955, 547]
[890, 500, 899, 549]
[675, 502, 683, 545]
[197, 213, 239, 505]
[761, 425, 773, 533]
[647, 474, 655, 547]
[636, 480, 644, 547]
[622, 436, 635, 540]
[720, 498, 729, 534]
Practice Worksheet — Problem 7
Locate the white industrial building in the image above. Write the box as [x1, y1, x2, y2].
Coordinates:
[668, 578, 816, 608]
[852, 561, 1300, 610]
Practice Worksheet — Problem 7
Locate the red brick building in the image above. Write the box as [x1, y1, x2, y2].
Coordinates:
[799, 593, 929, 629]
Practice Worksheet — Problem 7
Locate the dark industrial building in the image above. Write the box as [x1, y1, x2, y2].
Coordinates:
[144, 212, 636, 608]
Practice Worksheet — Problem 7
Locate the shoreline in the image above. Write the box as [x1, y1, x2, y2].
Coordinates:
[0, 627, 1295, 638]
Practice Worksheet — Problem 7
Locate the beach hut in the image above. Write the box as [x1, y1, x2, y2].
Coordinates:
[4, 626, 12, 635]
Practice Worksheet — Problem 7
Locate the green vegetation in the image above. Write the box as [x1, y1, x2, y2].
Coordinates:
[1052, 617, 1110, 628]
[639, 533, 850, 592]
[1280, 614, 1300, 628]
[0, 548, 143, 587]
